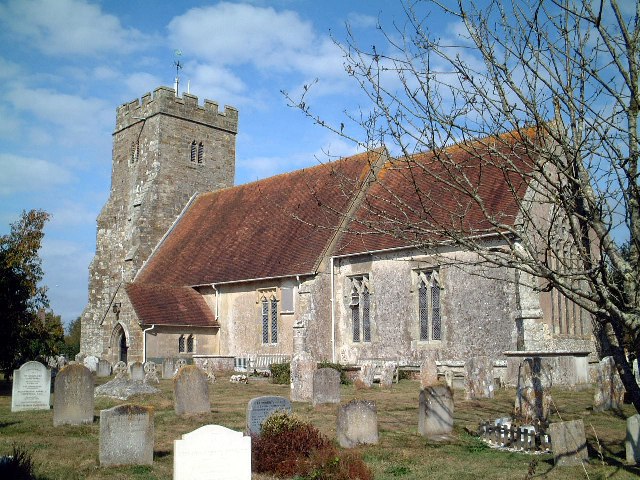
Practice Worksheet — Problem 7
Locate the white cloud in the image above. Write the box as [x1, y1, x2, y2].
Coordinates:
[124, 72, 164, 98]
[184, 63, 247, 107]
[347, 12, 379, 29]
[0, 153, 73, 195]
[49, 201, 97, 229]
[0, 0, 148, 56]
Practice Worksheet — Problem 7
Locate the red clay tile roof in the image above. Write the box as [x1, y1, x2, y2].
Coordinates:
[126, 283, 219, 327]
[136, 151, 377, 287]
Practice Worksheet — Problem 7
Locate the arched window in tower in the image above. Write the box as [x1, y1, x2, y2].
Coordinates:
[190, 141, 197, 162]
[197, 142, 204, 164]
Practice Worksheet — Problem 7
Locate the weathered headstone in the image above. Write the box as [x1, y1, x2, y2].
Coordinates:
[162, 358, 175, 379]
[11, 361, 51, 412]
[84, 355, 99, 373]
[418, 386, 454, 440]
[130, 361, 144, 381]
[113, 361, 128, 378]
[290, 352, 315, 402]
[246, 396, 292, 436]
[336, 400, 379, 448]
[75, 353, 86, 364]
[174, 365, 210, 416]
[420, 352, 439, 388]
[379, 362, 397, 388]
[627, 414, 640, 464]
[357, 362, 375, 389]
[143, 361, 159, 384]
[514, 357, 552, 424]
[99, 404, 154, 466]
[53, 363, 94, 426]
[548, 419, 588, 466]
[444, 370, 454, 389]
[174, 425, 251, 480]
[594, 356, 625, 411]
[464, 356, 494, 399]
[312, 368, 341, 406]
[96, 359, 112, 378]
[175, 358, 188, 374]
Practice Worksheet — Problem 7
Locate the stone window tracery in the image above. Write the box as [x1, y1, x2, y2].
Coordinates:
[259, 290, 278, 344]
[417, 270, 441, 342]
[350, 275, 371, 343]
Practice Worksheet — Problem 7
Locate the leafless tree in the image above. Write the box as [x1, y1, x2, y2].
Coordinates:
[286, 1, 640, 411]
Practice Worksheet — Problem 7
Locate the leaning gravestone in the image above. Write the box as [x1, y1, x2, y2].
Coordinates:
[514, 357, 552, 424]
[357, 362, 375, 388]
[96, 359, 111, 378]
[174, 425, 251, 480]
[419, 386, 454, 440]
[174, 365, 210, 416]
[84, 355, 99, 373]
[53, 363, 94, 426]
[420, 352, 439, 388]
[130, 361, 144, 381]
[163, 358, 176, 379]
[312, 368, 341, 406]
[246, 396, 292, 436]
[337, 400, 379, 448]
[11, 361, 51, 412]
[594, 356, 625, 411]
[99, 404, 154, 467]
[143, 361, 159, 384]
[627, 414, 640, 464]
[548, 419, 588, 466]
[464, 356, 494, 399]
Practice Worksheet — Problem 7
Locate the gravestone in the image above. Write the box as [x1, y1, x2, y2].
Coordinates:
[174, 425, 251, 480]
[143, 361, 159, 384]
[174, 365, 210, 416]
[337, 400, 379, 448]
[99, 404, 154, 466]
[420, 352, 439, 388]
[53, 363, 94, 426]
[11, 361, 51, 412]
[548, 419, 588, 466]
[514, 357, 552, 424]
[594, 356, 625, 411]
[75, 353, 86, 364]
[357, 362, 375, 388]
[175, 358, 188, 374]
[163, 358, 175, 379]
[379, 362, 397, 388]
[312, 368, 341, 406]
[130, 361, 144, 381]
[464, 356, 494, 399]
[84, 355, 99, 373]
[113, 361, 128, 378]
[418, 386, 454, 440]
[444, 370, 454, 389]
[290, 352, 315, 402]
[246, 396, 292, 436]
[627, 414, 640, 464]
[96, 359, 111, 378]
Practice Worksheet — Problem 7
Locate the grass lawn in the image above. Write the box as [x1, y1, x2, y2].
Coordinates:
[1, 373, 639, 479]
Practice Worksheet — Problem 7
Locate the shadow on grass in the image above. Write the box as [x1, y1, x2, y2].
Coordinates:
[0, 380, 11, 397]
[153, 449, 171, 459]
[588, 437, 640, 477]
[0, 421, 20, 429]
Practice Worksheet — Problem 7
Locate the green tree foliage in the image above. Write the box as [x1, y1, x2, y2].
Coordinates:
[0, 209, 55, 374]
[62, 316, 81, 359]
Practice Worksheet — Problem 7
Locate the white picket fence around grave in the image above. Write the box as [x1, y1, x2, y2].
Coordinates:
[478, 421, 551, 453]
[233, 354, 291, 373]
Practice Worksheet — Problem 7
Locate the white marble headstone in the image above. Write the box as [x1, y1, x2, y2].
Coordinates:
[11, 361, 51, 412]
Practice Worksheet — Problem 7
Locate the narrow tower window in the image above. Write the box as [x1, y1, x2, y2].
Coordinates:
[197, 142, 204, 163]
[190, 141, 197, 162]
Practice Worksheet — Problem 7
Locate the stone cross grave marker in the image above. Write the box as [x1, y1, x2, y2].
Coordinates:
[96, 359, 112, 378]
[99, 404, 154, 467]
[312, 368, 341, 406]
[418, 386, 454, 440]
[514, 357, 552, 424]
[246, 396, 292, 436]
[174, 365, 210, 416]
[594, 356, 625, 412]
[627, 414, 640, 465]
[290, 351, 315, 402]
[163, 358, 175, 379]
[113, 361, 128, 378]
[143, 361, 159, 384]
[174, 425, 251, 480]
[84, 355, 99, 373]
[53, 363, 94, 426]
[130, 361, 144, 381]
[336, 400, 379, 448]
[11, 361, 51, 412]
[464, 356, 494, 399]
[548, 419, 588, 466]
[420, 351, 439, 388]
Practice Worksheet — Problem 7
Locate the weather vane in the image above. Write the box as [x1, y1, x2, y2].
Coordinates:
[174, 49, 183, 96]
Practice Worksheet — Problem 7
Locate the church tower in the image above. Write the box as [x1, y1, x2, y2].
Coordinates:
[80, 86, 238, 360]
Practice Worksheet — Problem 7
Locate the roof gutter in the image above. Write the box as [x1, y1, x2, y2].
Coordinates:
[191, 272, 314, 289]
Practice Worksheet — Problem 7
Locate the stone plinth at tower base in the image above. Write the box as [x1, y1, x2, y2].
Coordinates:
[174, 425, 251, 480]
[548, 419, 588, 466]
[99, 404, 154, 467]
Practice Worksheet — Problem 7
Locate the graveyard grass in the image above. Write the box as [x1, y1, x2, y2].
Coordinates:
[1, 373, 639, 479]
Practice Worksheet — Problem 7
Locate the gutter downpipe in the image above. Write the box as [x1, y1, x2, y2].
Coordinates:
[142, 324, 156, 363]
[331, 256, 336, 363]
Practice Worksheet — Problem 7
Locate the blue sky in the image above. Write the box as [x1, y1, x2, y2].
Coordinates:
[0, 0, 444, 326]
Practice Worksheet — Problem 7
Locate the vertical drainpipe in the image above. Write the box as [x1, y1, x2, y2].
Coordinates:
[331, 256, 336, 363]
[211, 284, 219, 354]
[142, 324, 156, 363]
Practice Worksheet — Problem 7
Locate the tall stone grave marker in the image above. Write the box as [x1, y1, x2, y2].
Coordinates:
[99, 404, 154, 466]
[337, 400, 379, 448]
[163, 358, 175, 379]
[246, 396, 292, 436]
[84, 355, 99, 373]
[11, 361, 51, 412]
[130, 361, 144, 381]
[418, 386, 454, 440]
[174, 425, 251, 480]
[594, 356, 625, 411]
[514, 357, 552, 424]
[420, 351, 439, 388]
[96, 359, 111, 378]
[464, 356, 494, 400]
[627, 414, 640, 464]
[548, 419, 588, 466]
[290, 328, 315, 402]
[174, 365, 210, 416]
[312, 368, 341, 406]
[53, 364, 94, 426]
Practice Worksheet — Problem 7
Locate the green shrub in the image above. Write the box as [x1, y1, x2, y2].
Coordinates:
[270, 362, 290, 384]
[317, 361, 351, 385]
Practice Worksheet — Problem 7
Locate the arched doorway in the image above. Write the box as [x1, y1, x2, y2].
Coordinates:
[111, 323, 128, 364]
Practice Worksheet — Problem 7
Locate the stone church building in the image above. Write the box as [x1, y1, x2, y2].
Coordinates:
[80, 87, 595, 379]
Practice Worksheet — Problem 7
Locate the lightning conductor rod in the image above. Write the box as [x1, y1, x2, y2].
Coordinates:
[174, 49, 183, 97]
